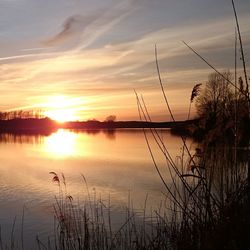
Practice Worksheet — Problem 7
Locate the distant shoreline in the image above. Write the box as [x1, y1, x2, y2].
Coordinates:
[0, 118, 198, 134]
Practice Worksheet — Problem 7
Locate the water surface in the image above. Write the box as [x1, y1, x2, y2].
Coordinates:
[0, 129, 192, 247]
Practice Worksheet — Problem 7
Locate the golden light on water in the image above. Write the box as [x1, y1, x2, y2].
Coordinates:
[44, 129, 78, 158]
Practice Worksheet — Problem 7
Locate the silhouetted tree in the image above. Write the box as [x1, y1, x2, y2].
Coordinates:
[105, 115, 116, 122]
[196, 71, 233, 122]
[195, 71, 249, 145]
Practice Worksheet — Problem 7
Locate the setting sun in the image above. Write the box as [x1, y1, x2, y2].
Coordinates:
[44, 109, 77, 123]
[41, 95, 86, 122]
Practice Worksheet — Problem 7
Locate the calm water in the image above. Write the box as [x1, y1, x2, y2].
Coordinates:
[0, 129, 192, 247]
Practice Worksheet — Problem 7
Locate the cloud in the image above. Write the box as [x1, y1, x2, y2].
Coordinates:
[0, 1, 139, 62]
[41, 1, 137, 50]
[74, 1, 139, 50]
[42, 14, 96, 46]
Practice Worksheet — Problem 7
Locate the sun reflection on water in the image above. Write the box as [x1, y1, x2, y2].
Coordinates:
[44, 129, 78, 158]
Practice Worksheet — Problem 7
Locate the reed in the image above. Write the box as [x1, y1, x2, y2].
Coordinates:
[134, 1, 250, 249]
[47, 172, 172, 250]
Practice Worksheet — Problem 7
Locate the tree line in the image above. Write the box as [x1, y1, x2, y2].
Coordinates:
[0, 110, 44, 120]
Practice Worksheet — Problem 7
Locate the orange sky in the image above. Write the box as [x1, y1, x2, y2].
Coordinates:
[0, 0, 249, 122]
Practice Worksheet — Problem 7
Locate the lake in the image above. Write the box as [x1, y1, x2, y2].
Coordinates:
[0, 129, 192, 247]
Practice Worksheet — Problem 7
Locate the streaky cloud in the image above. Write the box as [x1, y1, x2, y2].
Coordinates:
[42, 14, 97, 46]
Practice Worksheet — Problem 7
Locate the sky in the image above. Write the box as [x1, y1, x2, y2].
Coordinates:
[0, 0, 250, 121]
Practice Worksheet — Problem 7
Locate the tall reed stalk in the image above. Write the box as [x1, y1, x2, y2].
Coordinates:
[134, 0, 250, 248]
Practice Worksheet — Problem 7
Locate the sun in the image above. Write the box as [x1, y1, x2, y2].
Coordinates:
[41, 95, 85, 123]
[44, 109, 77, 123]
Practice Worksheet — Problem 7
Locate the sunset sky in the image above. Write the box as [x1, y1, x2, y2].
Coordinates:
[0, 0, 250, 121]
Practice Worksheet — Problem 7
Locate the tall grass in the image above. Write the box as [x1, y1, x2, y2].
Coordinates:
[41, 172, 173, 250]
[134, 0, 250, 249]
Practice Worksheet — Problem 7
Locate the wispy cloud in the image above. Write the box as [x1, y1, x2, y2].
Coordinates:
[42, 14, 98, 46]
[41, 0, 139, 50]
[74, 1, 139, 50]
